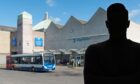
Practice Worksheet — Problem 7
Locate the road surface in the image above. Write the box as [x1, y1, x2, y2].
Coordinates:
[0, 66, 84, 84]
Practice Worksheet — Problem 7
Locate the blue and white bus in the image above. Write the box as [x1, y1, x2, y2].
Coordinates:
[6, 52, 56, 72]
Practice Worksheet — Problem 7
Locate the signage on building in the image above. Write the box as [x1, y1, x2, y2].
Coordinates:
[34, 37, 43, 47]
[12, 37, 17, 46]
[73, 37, 91, 43]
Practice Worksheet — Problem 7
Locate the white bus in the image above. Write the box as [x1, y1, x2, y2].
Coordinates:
[6, 52, 56, 72]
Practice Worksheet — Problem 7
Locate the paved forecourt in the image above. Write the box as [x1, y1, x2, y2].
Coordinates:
[0, 66, 84, 84]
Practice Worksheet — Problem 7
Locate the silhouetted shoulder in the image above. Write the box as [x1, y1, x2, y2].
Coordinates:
[128, 40, 140, 47]
[86, 39, 140, 56]
[87, 39, 140, 49]
[126, 39, 140, 48]
[86, 40, 109, 50]
[85, 40, 109, 58]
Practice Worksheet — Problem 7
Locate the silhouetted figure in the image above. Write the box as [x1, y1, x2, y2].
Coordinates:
[84, 3, 140, 84]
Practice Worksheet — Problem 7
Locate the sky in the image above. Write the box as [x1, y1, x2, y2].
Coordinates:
[0, 0, 140, 27]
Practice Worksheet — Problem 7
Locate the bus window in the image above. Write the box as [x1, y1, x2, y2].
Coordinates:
[44, 56, 55, 64]
[21, 57, 26, 64]
[35, 56, 42, 64]
[19, 57, 32, 64]
[12, 57, 20, 64]
[31, 57, 35, 64]
[25, 57, 31, 64]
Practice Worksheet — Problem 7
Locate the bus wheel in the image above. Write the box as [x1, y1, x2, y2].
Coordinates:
[41, 66, 44, 72]
[11, 66, 15, 70]
[31, 67, 35, 72]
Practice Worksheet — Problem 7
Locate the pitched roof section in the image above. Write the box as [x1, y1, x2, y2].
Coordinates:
[46, 7, 105, 31]
[33, 19, 52, 31]
[63, 16, 85, 28]
[33, 12, 52, 31]
[0, 25, 16, 32]
[64, 16, 80, 25]
[78, 19, 87, 24]
[54, 23, 63, 29]
[35, 7, 105, 31]
[88, 7, 106, 24]
[50, 22, 63, 29]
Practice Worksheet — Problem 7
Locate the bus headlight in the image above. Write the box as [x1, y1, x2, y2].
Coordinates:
[53, 65, 55, 69]
[44, 66, 48, 69]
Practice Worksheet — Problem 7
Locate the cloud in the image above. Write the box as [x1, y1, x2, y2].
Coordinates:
[50, 16, 61, 23]
[46, 0, 55, 7]
[129, 9, 140, 18]
[63, 12, 68, 15]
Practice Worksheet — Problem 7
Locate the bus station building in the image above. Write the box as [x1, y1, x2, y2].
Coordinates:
[1, 7, 140, 67]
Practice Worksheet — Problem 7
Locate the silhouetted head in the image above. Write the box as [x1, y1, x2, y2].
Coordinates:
[106, 3, 130, 41]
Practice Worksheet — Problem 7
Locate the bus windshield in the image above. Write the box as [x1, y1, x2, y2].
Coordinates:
[44, 56, 55, 64]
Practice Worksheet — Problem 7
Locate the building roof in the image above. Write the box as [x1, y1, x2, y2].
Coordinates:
[33, 12, 52, 31]
[54, 23, 63, 29]
[33, 19, 52, 31]
[78, 20, 87, 24]
[34, 7, 104, 32]
[0, 25, 16, 32]
[88, 7, 106, 24]
[45, 7, 105, 31]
